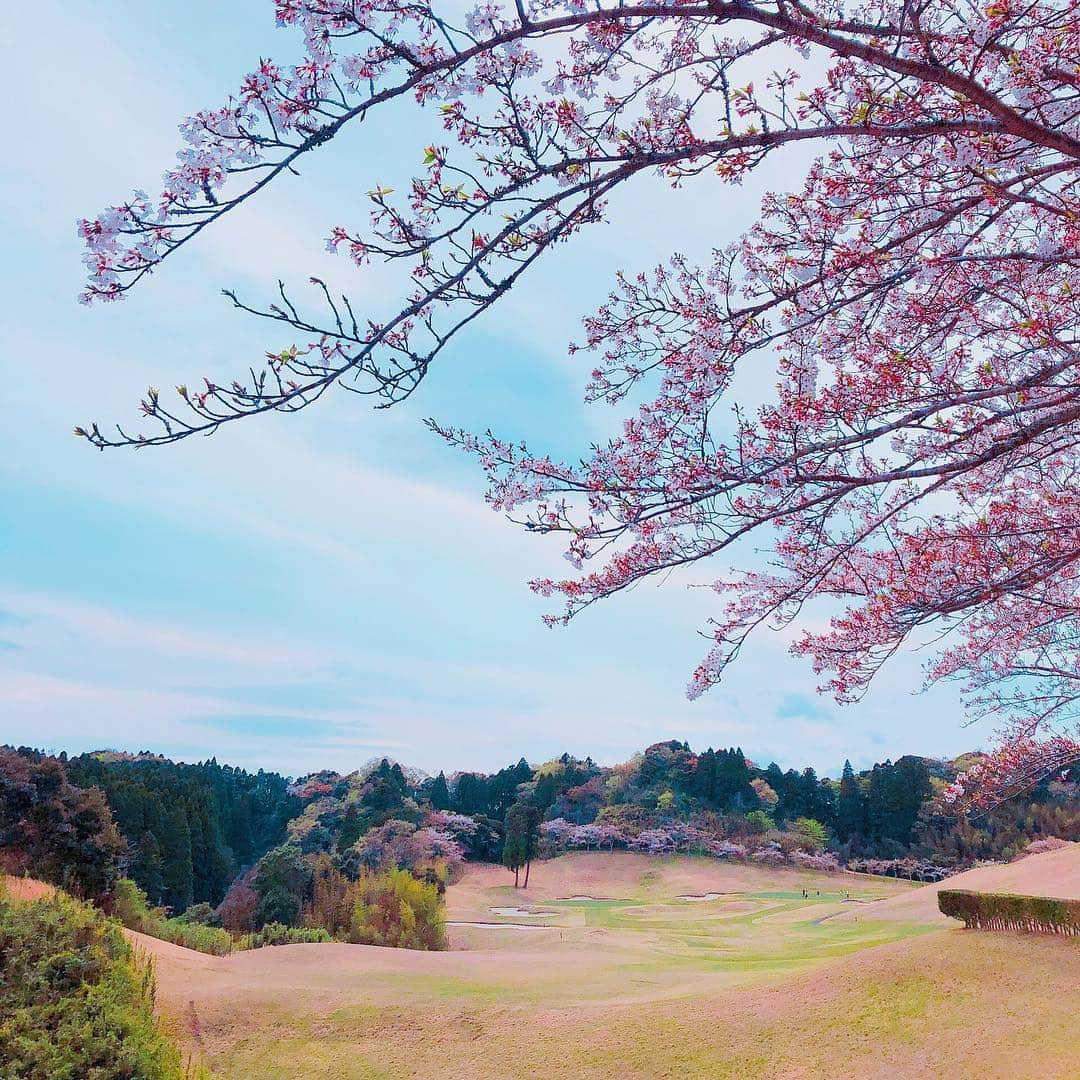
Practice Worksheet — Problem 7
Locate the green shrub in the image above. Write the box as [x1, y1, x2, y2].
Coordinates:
[178, 902, 218, 925]
[744, 810, 774, 835]
[0, 885, 208, 1079]
[788, 817, 828, 853]
[236, 922, 332, 949]
[112, 877, 233, 955]
[938, 889, 1080, 935]
[162, 920, 235, 955]
[350, 866, 446, 950]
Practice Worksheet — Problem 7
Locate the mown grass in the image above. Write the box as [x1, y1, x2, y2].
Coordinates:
[535, 886, 937, 977]
[209, 932, 1079, 1080]
[168, 859, 1078, 1079]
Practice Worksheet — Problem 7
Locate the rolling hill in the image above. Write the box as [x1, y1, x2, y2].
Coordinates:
[123, 848, 1079, 1079]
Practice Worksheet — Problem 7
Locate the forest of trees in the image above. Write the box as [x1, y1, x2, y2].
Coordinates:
[0, 747, 125, 901]
[61, 752, 300, 911]
[1, 740, 1076, 935]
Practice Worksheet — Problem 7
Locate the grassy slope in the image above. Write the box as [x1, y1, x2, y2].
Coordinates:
[108, 850, 1079, 1079]
[221, 932, 1075, 1080]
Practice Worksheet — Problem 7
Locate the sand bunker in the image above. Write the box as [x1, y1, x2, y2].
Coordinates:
[447, 921, 554, 931]
[489, 907, 558, 917]
[678, 892, 727, 902]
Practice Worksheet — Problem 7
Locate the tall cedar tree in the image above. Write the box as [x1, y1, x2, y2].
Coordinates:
[502, 801, 542, 888]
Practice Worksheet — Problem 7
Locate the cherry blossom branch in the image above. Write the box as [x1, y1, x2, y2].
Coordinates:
[77, 0, 1080, 802]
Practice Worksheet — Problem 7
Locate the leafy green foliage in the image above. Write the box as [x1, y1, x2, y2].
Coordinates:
[690, 747, 756, 809]
[358, 760, 414, 822]
[836, 760, 863, 839]
[235, 923, 332, 949]
[349, 867, 446, 950]
[503, 800, 541, 886]
[111, 878, 234, 956]
[449, 758, 536, 819]
[761, 762, 837, 826]
[0, 886, 207, 1079]
[789, 818, 828, 853]
[252, 844, 313, 927]
[426, 771, 452, 811]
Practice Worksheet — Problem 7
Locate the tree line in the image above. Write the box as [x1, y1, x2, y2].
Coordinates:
[1, 748, 298, 909]
[2, 741, 1076, 925]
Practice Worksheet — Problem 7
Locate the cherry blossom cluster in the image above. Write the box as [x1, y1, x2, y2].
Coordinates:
[944, 735, 1080, 810]
[352, 817, 466, 873]
[540, 818, 626, 849]
[790, 850, 841, 872]
[540, 819, 789, 862]
[80, 0, 1080, 800]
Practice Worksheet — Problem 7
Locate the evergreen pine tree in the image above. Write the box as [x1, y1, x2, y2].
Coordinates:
[836, 760, 863, 840]
[428, 772, 451, 811]
[160, 803, 193, 913]
[131, 830, 164, 902]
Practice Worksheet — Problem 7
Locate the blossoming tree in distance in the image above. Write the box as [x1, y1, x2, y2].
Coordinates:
[78, 0, 1079, 807]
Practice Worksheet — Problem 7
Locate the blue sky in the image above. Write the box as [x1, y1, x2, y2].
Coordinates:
[1, 0, 981, 778]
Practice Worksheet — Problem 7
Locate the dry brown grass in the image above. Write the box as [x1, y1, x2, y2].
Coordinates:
[126, 849, 1078, 1079]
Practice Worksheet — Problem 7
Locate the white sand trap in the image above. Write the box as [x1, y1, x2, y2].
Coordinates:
[678, 892, 726, 902]
[489, 907, 558, 917]
[447, 921, 554, 931]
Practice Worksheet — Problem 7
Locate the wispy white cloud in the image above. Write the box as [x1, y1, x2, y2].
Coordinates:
[0, 590, 314, 670]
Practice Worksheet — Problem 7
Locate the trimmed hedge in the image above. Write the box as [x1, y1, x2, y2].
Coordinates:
[938, 889, 1080, 935]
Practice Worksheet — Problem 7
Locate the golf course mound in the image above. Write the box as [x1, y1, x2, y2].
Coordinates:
[126, 851, 1077, 1077]
[1, 876, 56, 902]
[848, 842, 1080, 924]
